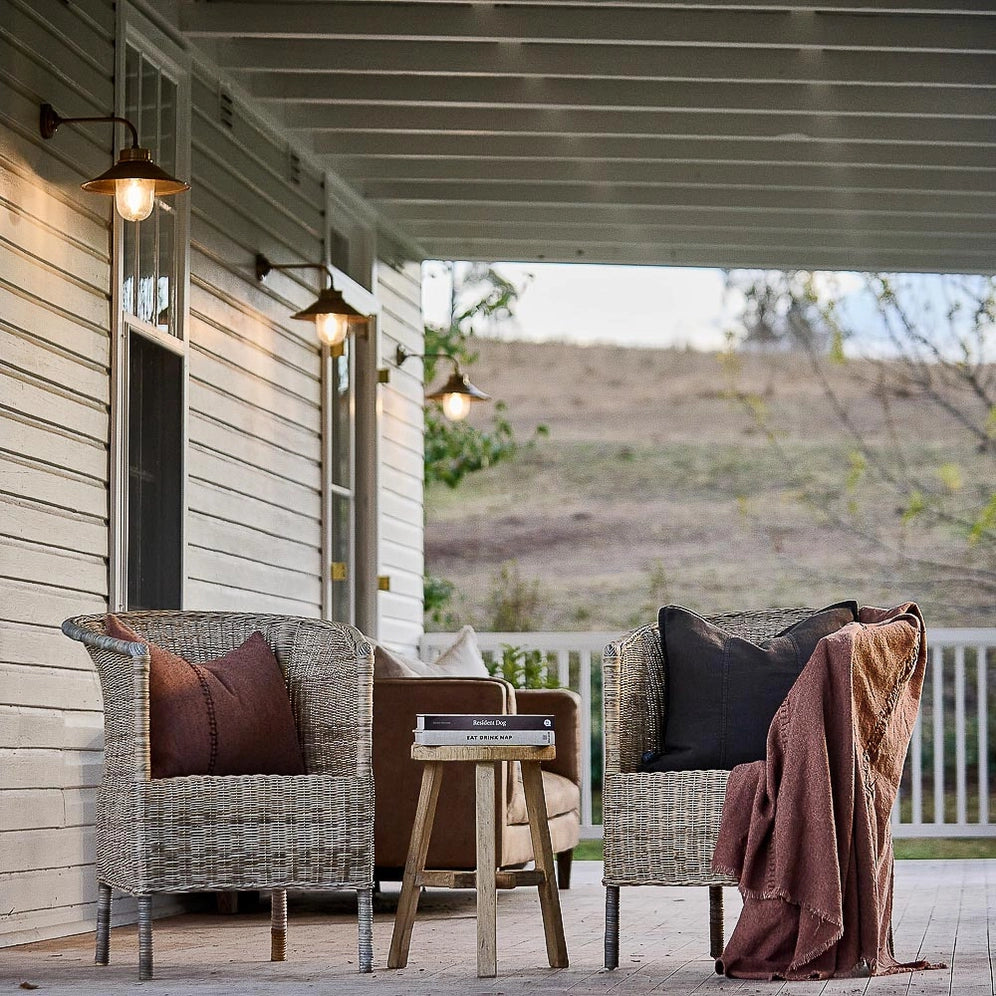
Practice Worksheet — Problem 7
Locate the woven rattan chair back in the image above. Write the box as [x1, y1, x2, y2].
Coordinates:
[601, 607, 816, 969]
[63, 610, 375, 980]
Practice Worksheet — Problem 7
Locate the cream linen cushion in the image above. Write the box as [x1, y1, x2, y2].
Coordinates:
[373, 625, 488, 679]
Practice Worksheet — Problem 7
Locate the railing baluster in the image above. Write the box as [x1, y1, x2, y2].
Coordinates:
[911, 709, 923, 827]
[955, 645, 967, 828]
[555, 649, 569, 690]
[574, 649, 590, 830]
[979, 646, 989, 827]
[933, 643, 945, 827]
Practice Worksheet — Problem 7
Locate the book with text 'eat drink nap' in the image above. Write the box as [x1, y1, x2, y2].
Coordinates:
[412, 728, 555, 746]
[415, 713, 555, 731]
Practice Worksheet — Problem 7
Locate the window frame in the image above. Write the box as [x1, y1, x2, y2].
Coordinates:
[319, 210, 379, 626]
[109, 3, 191, 611]
[323, 338, 356, 624]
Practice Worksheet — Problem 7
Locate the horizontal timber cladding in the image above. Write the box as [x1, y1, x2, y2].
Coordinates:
[3, 0, 430, 947]
[375, 259, 425, 654]
[185, 58, 326, 618]
[0, 0, 115, 948]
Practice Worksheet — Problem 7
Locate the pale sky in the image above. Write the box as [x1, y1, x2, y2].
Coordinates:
[422, 261, 735, 350]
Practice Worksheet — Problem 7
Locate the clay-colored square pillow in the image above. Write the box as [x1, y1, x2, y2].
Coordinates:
[104, 615, 306, 779]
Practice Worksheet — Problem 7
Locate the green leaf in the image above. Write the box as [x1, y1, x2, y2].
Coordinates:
[969, 493, 996, 545]
[937, 463, 963, 492]
[901, 489, 928, 524]
[845, 450, 866, 492]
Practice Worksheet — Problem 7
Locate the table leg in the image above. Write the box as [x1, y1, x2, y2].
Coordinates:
[521, 761, 569, 968]
[475, 760, 498, 977]
[388, 761, 444, 969]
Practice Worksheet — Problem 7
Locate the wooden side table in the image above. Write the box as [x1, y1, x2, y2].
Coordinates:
[387, 744, 569, 978]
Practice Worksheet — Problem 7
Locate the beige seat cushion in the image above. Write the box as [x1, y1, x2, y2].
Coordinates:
[506, 769, 580, 826]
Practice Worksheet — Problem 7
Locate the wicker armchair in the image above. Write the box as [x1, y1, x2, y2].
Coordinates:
[62, 611, 375, 980]
[601, 607, 815, 968]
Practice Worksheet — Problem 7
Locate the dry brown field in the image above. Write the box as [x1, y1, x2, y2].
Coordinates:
[424, 338, 994, 632]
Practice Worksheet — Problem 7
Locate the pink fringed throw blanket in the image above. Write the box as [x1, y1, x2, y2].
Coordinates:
[712, 603, 943, 979]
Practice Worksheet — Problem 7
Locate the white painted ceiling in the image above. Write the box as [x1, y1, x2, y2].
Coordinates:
[179, 1, 996, 273]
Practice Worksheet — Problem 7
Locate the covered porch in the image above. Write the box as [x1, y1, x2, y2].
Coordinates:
[5, 860, 992, 993]
[3, 0, 994, 970]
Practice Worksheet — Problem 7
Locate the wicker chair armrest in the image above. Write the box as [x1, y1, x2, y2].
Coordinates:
[61, 618, 148, 661]
[62, 616, 152, 780]
[602, 623, 665, 776]
[270, 620, 374, 779]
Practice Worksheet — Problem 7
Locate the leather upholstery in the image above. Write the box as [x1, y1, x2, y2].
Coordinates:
[373, 677, 582, 876]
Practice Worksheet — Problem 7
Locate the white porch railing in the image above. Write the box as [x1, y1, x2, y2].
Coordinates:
[420, 627, 996, 840]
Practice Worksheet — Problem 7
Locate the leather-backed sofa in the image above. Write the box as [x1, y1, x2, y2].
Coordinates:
[373, 675, 582, 887]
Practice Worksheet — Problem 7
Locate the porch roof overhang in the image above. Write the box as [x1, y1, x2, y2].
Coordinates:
[178, 1, 996, 274]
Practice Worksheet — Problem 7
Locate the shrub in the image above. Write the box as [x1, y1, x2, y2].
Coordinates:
[485, 560, 548, 632]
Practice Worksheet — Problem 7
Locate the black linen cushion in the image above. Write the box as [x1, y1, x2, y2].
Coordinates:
[640, 601, 858, 772]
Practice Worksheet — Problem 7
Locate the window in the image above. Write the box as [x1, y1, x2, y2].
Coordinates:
[111, 5, 190, 611]
[121, 45, 184, 337]
[127, 333, 183, 609]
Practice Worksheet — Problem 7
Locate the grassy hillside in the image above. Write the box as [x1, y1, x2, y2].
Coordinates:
[424, 339, 993, 632]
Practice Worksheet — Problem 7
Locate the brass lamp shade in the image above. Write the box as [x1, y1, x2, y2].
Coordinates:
[426, 369, 491, 404]
[39, 103, 189, 222]
[395, 345, 492, 420]
[427, 367, 489, 421]
[254, 252, 370, 348]
[292, 286, 369, 348]
[291, 286, 367, 323]
[81, 146, 190, 197]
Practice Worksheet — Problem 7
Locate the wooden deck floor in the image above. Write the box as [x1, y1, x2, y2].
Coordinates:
[4, 860, 993, 995]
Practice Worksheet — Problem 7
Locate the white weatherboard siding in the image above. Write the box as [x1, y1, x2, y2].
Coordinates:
[0, 0, 431, 947]
[185, 64, 326, 617]
[0, 0, 118, 946]
[376, 260, 425, 654]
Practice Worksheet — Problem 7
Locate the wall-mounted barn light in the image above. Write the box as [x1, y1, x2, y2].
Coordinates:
[39, 103, 189, 222]
[395, 345, 491, 422]
[255, 253, 369, 347]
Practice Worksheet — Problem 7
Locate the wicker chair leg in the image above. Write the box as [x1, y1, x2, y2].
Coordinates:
[708, 886, 724, 959]
[137, 895, 153, 980]
[357, 887, 373, 973]
[270, 889, 288, 962]
[95, 882, 111, 965]
[604, 885, 620, 969]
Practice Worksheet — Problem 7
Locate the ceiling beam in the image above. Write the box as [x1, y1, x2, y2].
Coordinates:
[278, 104, 996, 146]
[365, 187, 996, 217]
[216, 34, 996, 80]
[310, 133, 996, 170]
[181, 2, 996, 50]
[325, 158, 996, 194]
[247, 75, 995, 113]
[381, 200, 996, 232]
[402, 220, 996, 252]
[363, 181, 996, 214]
[414, 237, 996, 273]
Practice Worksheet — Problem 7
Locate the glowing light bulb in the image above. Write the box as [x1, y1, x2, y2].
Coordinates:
[315, 312, 349, 347]
[114, 177, 156, 222]
[441, 391, 472, 421]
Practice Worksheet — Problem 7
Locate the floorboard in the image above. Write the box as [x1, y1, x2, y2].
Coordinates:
[2, 861, 990, 996]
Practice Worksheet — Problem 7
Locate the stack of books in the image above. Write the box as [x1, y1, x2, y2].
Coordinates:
[413, 713, 555, 746]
